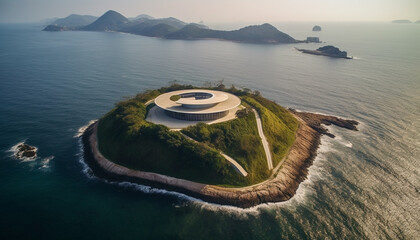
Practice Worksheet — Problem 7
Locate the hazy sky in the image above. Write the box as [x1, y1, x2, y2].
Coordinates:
[0, 0, 419, 23]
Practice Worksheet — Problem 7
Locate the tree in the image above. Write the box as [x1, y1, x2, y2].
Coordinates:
[215, 79, 226, 90]
[204, 81, 213, 88]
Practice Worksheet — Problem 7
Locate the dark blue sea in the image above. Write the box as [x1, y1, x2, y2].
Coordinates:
[0, 22, 419, 239]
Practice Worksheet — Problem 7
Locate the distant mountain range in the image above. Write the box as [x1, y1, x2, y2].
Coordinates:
[43, 10, 298, 44]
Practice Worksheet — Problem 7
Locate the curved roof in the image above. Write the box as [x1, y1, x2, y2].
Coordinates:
[154, 89, 241, 114]
[176, 93, 228, 106]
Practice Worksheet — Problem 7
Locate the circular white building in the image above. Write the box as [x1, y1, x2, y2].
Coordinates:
[154, 89, 241, 121]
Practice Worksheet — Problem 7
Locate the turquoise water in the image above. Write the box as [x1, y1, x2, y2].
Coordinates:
[0, 22, 419, 239]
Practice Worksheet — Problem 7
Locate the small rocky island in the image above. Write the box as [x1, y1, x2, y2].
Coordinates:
[312, 25, 322, 31]
[14, 143, 37, 159]
[392, 20, 412, 23]
[296, 45, 352, 59]
[81, 84, 358, 208]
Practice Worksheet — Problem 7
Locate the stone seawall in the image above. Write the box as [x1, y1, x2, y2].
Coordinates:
[82, 112, 357, 208]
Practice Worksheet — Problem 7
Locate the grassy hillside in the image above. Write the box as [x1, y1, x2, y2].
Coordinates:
[96, 84, 298, 187]
[96, 88, 248, 186]
[182, 106, 270, 184]
[242, 96, 298, 166]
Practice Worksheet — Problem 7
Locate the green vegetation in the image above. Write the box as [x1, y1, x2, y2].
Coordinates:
[169, 94, 181, 101]
[182, 107, 270, 184]
[97, 88, 247, 186]
[96, 84, 298, 187]
[242, 96, 298, 166]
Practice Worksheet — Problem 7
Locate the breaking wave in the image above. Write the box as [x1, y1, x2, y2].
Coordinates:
[74, 120, 97, 138]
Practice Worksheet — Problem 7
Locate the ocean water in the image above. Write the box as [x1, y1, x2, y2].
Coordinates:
[0, 22, 419, 239]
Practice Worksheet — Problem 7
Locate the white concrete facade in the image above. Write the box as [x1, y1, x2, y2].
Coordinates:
[154, 89, 241, 121]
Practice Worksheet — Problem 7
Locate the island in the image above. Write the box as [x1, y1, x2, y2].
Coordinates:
[296, 45, 352, 59]
[392, 20, 412, 23]
[14, 143, 37, 159]
[305, 37, 321, 43]
[312, 25, 322, 31]
[43, 10, 300, 44]
[81, 84, 358, 207]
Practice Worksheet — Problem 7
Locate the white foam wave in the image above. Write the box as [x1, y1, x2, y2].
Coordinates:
[204, 142, 333, 213]
[317, 134, 336, 153]
[76, 137, 202, 203]
[334, 136, 353, 148]
[265, 134, 333, 208]
[76, 137, 273, 214]
[74, 120, 97, 138]
[8, 141, 26, 153]
[76, 139, 95, 178]
[117, 181, 202, 202]
[191, 201, 262, 217]
[74, 123, 336, 214]
[327, 125, 353, 148]
[39, 156, 54, 169]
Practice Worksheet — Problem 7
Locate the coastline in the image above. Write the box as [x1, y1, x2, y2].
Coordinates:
[82, 111, 357, 208]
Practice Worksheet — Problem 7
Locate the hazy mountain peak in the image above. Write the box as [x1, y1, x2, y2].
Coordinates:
[50, 14, 98, 27]
[82, 10, 128, 31]
[134, 14, 154, 20]
[100, 10, 127, 20]
[237, 23, 279, 33]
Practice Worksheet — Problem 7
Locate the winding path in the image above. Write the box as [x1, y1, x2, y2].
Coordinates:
[148, 98, 271, 173]
[220, 153, 248, 177]
[252, 109, 273, 170]
[179, 132, 248, 177]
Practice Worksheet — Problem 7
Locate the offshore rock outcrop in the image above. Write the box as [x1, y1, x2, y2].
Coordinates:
[82, 111, 358, 208]
[289, 109, 358, 138]
[312, 25, 322, 31]
[15, 143, 37, 159]
[296, 45, 352, 59]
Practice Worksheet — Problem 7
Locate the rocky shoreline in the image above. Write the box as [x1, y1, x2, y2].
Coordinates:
[82, 111, 358, 208]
